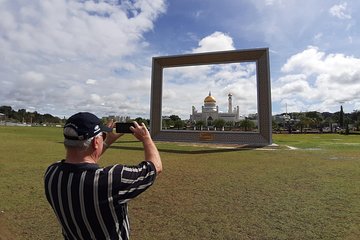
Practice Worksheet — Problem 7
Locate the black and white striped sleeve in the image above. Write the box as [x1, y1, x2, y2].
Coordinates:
[108, 161, 157, 204]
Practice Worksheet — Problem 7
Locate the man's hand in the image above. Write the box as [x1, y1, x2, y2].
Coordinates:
[130, 122, 151, 142]
[130, 121, 162, 174]
[104, 119, 124, 146]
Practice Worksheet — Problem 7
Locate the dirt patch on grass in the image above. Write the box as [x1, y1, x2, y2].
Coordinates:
[0, 215, 17, 240]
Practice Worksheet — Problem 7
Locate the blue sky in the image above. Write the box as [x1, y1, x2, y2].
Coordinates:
[1, 0, 359, 119]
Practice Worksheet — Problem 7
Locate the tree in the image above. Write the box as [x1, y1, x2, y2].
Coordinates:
[0, 106, 13, 117]
[355, 119, 360, 131]
[169, 115, 181, 122]
[323, 116, 334, 132]
[239, 119, 255, 131]
[225, 121, 234, 130]
[305, 111, 323, 128]
[350, 110, 360, 131]
[272, 119, 280, 131]
[174, 120, 185, 130]
[213, 119, 225, 129]
[134, 117, 149, 127]
[18, 109, 26, 122]
[195, 120, 205, 130]
[162, 118, 174, 129]
[339, 105, 344, 128]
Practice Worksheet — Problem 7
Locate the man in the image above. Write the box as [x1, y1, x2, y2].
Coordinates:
[44, 112, 162, 240]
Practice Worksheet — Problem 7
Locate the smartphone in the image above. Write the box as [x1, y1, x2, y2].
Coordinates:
[115, 122, 135, 133]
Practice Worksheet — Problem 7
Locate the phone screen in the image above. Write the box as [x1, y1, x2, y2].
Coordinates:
[115, 122, 135, 133]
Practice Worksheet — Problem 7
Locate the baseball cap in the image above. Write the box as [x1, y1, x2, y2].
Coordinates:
[63, 112, 112, 140]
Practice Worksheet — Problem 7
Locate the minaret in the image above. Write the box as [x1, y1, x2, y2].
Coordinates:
[228, 93, 233, 113]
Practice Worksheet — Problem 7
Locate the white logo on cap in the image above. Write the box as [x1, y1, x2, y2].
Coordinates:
[94, 125, 100, 133]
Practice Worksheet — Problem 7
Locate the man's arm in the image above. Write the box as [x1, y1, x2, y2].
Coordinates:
[130, 122, 162, 174]
[101, 119, 124, 155]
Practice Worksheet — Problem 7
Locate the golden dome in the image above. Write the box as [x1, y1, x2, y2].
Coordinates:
[204, 92, 216, 103]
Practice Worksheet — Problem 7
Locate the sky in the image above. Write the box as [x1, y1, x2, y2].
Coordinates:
[1, 0, 360, 120]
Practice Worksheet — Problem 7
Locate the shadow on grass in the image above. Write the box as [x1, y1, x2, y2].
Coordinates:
[110, 143, 254, 154]
[58, 140, 255, 154]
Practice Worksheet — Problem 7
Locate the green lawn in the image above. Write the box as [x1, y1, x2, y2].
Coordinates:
[0, 127, 359, 239]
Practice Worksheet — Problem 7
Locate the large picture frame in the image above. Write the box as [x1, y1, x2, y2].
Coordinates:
[150, 48, 272, 146]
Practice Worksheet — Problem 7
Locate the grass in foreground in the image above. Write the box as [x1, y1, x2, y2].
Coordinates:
[0, 127, 359, 239]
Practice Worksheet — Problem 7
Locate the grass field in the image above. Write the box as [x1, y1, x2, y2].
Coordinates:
[0, 126, 359, 240]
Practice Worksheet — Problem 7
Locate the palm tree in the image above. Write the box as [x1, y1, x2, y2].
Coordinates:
[195, 120, 205, 130]
[213, 119, 226, 130]
[239, 119, 255, 131]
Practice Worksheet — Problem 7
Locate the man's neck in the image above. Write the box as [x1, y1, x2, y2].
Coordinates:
[65, 151, 98, 164]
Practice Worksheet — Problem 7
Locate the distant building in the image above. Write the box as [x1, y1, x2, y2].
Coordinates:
[106, 115, 131, 122]
[190, 92, 241, 126]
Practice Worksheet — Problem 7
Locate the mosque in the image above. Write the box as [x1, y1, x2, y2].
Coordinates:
[190, 92, 240, 126]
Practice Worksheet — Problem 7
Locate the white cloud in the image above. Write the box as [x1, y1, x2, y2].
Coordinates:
[281, 46, 327, 74]
[282, 46, 360, 83]
[22, 71, 45, 84]
[274, 74, 312, 97]
[274, 46, 360, 113]
[0, 0, 166, 59]
[0, 0, 166, 117]
[329, 2, 351, 20]
[90, 94, 103, 104]
[86, 79, 97, 85]
[192, 32, 235, 53]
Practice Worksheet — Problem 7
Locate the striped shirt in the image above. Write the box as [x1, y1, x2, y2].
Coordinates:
[44, 160, 156, 240]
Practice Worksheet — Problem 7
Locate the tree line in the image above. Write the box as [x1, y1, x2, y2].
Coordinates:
[1, 105, 359, 133]
[273, 108, 360, 133]
[0, 106, 62, 124]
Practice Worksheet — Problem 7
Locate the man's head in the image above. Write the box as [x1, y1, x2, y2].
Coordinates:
[63, 112, 112, 149]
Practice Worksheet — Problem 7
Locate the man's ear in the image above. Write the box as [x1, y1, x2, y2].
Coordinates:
[92, 136, 101, 149]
